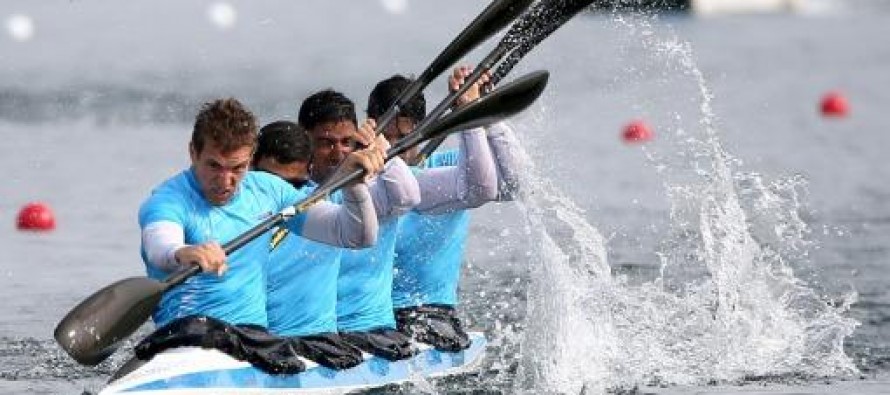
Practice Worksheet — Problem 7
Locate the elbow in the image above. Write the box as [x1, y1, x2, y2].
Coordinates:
[463, 181, 499, 208]
[340, 185, 379, 249]
[344, 219, 378, 249]
[378, 159, 421, 218]
[354, 208, 379, 248]
[358, 227, 378, 248]
[388, 179, 421, 217]
[385, 198, 420, 218]
[396, 181, 422, 213]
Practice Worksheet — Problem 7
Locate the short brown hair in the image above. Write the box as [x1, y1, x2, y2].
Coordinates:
[191, 98, 258, 154]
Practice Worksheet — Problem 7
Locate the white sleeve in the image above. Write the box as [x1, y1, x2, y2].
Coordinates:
[142, 221, 185, 272]
[486, 121, 522, 201]
[367, 157, 421, 220]
[414, 127, 499, 215]
[297, 183, 379, 249]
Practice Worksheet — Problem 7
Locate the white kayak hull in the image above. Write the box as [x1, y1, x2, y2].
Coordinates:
[100, 332, 487, 394]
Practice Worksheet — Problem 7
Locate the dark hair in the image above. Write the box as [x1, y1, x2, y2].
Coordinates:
[191, 98, 257, 154]
[298, 89, 357, 131]
[253, 121, 313, 166]
[367, 75, 426, 123]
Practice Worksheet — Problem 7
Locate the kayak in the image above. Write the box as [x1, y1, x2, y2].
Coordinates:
[99, 332, 487, 394]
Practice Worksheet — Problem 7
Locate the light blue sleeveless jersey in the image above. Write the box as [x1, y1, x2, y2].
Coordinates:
[392, 150, 471, 308]
[265, 181, 343, 337]
[138, 169, 307, 328]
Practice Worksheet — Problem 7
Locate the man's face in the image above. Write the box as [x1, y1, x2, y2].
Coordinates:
[308, 120, 356, 183]
[189, 140, 253, 206]
[254, 156, 310, 190]
[382, 116, 417, 163]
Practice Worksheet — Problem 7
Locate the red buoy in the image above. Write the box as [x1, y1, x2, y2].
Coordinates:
[622, 120, 653, 144]
[820, 91, 849, 118]
[16, 202, 56, 231]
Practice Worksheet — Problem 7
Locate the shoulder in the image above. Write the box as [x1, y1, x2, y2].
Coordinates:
[138, 170, 194, 227]
[242, 171, 311, 209]
[242, 171, 292, 198]
[244, 170, 285, 189]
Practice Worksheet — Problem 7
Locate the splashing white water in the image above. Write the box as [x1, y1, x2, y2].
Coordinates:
[512, 13, 859, 393]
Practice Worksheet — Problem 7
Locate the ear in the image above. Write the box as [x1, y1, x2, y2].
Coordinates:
[189, 142, 198, 163]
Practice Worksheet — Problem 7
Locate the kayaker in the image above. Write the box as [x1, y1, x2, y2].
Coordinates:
[251, 120, 312, 190]
[254, 119, 420, 368]
[299, 89, 422, 361]
[137, 97, 385, 339]
[369, 66, 521, 352]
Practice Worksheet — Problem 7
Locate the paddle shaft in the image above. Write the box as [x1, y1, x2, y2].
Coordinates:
[412, 43, 512, 166]
[373, 0, 532, 133]
[414, 0, 595, 165]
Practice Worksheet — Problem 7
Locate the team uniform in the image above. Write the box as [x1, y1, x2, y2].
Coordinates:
[139, 169, 376, 328]
[265, 181, 342, 337]
[392, 122, 521, 351]
[262, 159, 420, 362]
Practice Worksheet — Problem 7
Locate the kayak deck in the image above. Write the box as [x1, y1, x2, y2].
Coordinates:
[100, 332, 487, 394]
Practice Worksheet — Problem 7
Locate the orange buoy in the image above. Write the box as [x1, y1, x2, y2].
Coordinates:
[16, 202, 56, 231]
[820, 91, 849, 118]
[622, 120, 653, 144]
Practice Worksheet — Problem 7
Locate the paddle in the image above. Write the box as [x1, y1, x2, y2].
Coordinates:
[412, 0, 597, 165]
[372, 0, 534, 133]
[53, 70, 550, 366]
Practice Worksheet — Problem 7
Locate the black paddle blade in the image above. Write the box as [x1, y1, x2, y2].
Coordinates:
[54, 277, 165, 365]
[417, 0, 534, 85]
[494, 0, 596, 84]
[431, 70, 549, 135]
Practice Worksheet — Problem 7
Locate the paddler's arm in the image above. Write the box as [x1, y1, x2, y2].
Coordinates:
[293, 183, 377, 249]
[142, 221, 187, 272]
[413, 126, 498, 215]
[358, 119, 420, 220]
[485, 121, 522, 201]
[368, 156, 421, 219]
[139, 191, 229, 276]
[287, 143, 384, 248]
[142, 222, 228, 276]
[414, 65, 499, 215]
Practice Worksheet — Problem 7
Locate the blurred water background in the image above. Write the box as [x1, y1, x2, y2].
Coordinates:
[1, 0, 889, 393]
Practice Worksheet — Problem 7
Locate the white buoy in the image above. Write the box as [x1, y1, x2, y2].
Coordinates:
[207, 2, 237, 29]
[6, 14, 35, 42]
[380, 0, 408, 15]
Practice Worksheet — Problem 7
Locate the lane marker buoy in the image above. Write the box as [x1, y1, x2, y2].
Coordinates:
[16, 202, 56, 231]
[622, 120, 653, 144]
[820, 91, 849, 118]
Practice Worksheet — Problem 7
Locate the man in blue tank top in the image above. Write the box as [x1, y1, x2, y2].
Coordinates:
[252, 121, 342, 337]
[370, 67, 522, 352]
[253, 120, 355, 369]
[138, 98, 387, 331]
[299, 89, 422, 361]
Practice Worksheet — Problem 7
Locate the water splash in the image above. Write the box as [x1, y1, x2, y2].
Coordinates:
[512, 12, 859, 393]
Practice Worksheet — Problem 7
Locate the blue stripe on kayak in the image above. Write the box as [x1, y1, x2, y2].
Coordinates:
[121, 334, 485, 392]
